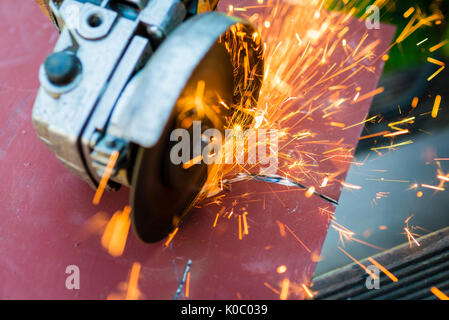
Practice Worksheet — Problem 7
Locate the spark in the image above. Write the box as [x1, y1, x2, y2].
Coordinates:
[431, 95, 441, 118]
[404, 227, 420, 247]
[341, 182, 361, 190]
[302, 284, 314, 298]
[276, 220, 287, 237]
[370, 140, 414, 151]
[416, 38, 428, 46]
[305, 186, 315, 198]
[430, 287, 449, 300]
[351, 87, 384, 104]
[367, 257, 398, 282]
[437, 175, 449, 182]
[427, 58, 445, 81]
[383, 129, 409, 137]
[338, 246, 377, 279]
[264, 282, 280, 295]
[242, 212, 249, 235]
[212, 213, 220, 228]
[403, 7, 415, 18]
[280, 278, 290, 300]
[93, 150, 119, 205]
[388, 117, 415, 131]
[101, 206, 131, 257]
[276, 265, 287, 274]
[330, 121, 345, 128]
[429, 39, 448, 52]
[107, 261, 143, 300]
[359, 131, 391, 140]
[421, 184, 445, 191]
[396, 11, 443, 44]
[321, 177, 328, 187]
[165, 227, 179, 247]
[284, 224, 311, 253]
[427, 65, 445, 81]
[126, 262, 142, 300]
[343, 115, 378, 130]
[238, 215, 242, 240]
[183, 154, 203, 169]
[185, 271, 191, 298]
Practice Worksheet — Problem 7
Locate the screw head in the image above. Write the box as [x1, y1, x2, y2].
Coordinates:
[44, 51, 81, 86]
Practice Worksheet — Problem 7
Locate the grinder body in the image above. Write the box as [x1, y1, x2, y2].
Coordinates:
[32, 0, 264, 242]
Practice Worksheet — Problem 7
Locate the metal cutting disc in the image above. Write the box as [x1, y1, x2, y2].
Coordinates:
[129, 12, 264, 243]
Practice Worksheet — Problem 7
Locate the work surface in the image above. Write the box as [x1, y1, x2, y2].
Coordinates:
[0, 1, 393, 299]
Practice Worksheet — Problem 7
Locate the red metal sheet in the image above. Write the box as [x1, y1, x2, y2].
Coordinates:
[0, 1, 394, 299]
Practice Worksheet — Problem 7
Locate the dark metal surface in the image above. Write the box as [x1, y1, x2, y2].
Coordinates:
[312, 226, 449, 300]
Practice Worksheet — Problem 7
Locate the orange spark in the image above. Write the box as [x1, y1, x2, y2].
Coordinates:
[185, 271, 191, 298]
[305, 186, 315, 198]
[427, 58, 445, 81]
[437, 175, 449, 182]
[280, 278, 290, 300]
[431, 287, 449, 300]
[351, 87, 384, 104]
[343, 116, 378, 130]
[371, 140, 414, 151]
[421, 184, 445, 191]
[276, 220, 287, 237]
[101, 206, 131, 257]
[338, 246, 377, 279]
[183, 154, 203, 169]
[212, 213, 220, 228]
[367, 257, 398, 282]
[359, 131, 391, 140]
[341, 182, 362, 190]
[429, 40, 448, 52]
[126, 262, 142, 300]
[165, 227, 179, 247]
[383, 129, 409, 137]
[93, 150, 120, 205]
[107, 261, 143, 300]
[242, 212, 249, 235]
[404, 227, 420, 247]
[427, 65, 445, 81]
[277, 265, 287, 274]
[403, 7, 415, 18]
[431, 95, 441, 118]
[264, 282, 280, 295]
[302, 284, 314, 298]
[388, 117, 415, 130]
[330, 121, 345, 128]
[238, 215, 243, 240]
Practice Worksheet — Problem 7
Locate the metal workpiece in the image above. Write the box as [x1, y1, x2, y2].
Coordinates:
[32, 0, 264, 242]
